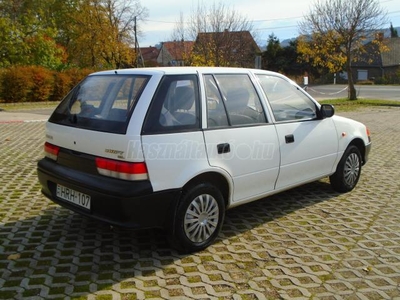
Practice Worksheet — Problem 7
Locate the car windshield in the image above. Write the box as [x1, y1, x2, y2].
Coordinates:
[49, 74, 150, 134]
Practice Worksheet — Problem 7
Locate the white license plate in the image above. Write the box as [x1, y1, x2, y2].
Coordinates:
[56, 184, 91, 210]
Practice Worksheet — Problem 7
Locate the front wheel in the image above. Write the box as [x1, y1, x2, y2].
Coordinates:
[330, 145, 362, 193]
[168, 182, 225, 253]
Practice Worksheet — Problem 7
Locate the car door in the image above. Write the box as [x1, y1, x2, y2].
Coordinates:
[202, 73, 280, 203]
[141, 74, 209, 192]
[256, 74, 339, 190]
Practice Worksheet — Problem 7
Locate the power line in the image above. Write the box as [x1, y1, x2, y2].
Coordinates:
[145, 8, 399, 23]
[254, 25, 298, 31]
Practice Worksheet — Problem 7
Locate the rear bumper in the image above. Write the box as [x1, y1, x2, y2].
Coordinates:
[37, 158, 181, 229]
[363, 142, 372, 165]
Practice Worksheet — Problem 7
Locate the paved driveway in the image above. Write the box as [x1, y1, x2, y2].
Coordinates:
[0, 108, 399, 299]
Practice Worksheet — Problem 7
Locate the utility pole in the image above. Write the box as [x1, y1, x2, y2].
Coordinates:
[134, 16, 138, 68]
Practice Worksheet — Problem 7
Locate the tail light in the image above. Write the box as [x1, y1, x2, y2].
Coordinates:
[95, 157, 148, 181]
[44, 142, 60, 161]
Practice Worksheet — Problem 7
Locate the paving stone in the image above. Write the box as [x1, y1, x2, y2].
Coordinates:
[1, 107, 400, 299]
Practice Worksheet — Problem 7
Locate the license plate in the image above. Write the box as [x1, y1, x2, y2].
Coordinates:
[56, 184, 91, 210]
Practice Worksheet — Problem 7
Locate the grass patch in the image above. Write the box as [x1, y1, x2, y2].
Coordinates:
[144, 291, 161, 298]
[319, 98, 400, 112]
[0, 102, 58, 111]
[29, 277, 46, 285]
[49, 286, 67, 295]
[187, 275, 202, 283]
[0, 291, 17, 299]
[95, 295, 113, 300]
[22, 288, 42, 297]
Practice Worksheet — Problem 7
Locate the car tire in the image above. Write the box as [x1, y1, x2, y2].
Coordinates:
[330, 145, 362, 193]
[168, 182, 225, 253]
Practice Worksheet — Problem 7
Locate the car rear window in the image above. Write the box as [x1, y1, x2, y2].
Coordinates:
[49, 74, 150, 134]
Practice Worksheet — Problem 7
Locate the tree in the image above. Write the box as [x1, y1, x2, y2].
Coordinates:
[172, 1, 257, 67]
[262, 33, 282, 71]
[67, 0, 148, 68]
[261, 36, 311, 78]
[0, 0, 148, 69]
[390, 23, 398, 38]
[298, 0, 387, 100]
[0, 0, 66, 69]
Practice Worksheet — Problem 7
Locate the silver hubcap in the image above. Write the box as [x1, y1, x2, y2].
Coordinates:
[184, 194, 219, 243]
[344, 153, 360, 187]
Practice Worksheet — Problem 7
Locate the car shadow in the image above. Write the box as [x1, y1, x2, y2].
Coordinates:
[220, 180, 338, 240]
[0, 179, 338, 299]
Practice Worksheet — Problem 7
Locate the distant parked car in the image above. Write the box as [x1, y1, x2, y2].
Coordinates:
[37, 67, 371, 252]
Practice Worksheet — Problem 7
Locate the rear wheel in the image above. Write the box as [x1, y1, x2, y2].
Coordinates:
[169, 182, 225, 253]
[330, 145, 362, 192]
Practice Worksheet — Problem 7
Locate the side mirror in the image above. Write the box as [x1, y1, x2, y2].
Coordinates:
[320, 104, 335, 119]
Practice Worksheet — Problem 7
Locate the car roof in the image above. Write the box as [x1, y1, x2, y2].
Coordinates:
[91, 67, 282, 77]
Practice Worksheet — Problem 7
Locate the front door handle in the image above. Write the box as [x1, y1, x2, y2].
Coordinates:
[285, 134, 295, 144]
[217, 143, 230, 154]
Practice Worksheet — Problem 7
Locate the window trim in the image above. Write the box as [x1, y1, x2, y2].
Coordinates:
[141, 74, 201, 135]
[204, 73, 269, 128]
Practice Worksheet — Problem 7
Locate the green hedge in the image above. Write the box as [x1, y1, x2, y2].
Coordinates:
[0, 66, 94, 103]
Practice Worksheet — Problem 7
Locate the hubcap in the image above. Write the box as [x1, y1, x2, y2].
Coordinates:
[184, 194, 219, 243]
[344, 153, 360, 187]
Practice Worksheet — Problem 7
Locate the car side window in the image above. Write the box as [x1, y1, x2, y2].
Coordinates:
[205, 74, 267, 127]
[142, 75, 200, 134]
[204, 75, 229, 128]
[257, 75, 317, 122]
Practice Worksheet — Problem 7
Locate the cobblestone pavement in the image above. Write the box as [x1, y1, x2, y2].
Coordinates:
[0, 108, 399, 300]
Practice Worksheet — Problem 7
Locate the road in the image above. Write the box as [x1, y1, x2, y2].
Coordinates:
[307, 84, 400, 101]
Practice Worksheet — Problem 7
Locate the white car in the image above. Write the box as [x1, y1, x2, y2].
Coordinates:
[37, 67, 371, 252]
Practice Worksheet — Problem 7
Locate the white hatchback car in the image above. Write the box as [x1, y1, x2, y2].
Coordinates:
[38, 67, 371, 252]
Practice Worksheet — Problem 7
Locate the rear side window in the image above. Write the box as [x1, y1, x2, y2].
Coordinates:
[142, 74, 200, 134]
[205, 74, 267, 127]
[49, 74, 150, 134]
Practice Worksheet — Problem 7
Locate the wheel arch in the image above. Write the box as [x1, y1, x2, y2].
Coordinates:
[348, 138, 366, 165]
[183, 171, 231, 208]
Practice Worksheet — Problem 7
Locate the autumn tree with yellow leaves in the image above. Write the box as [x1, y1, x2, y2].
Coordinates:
[0, 0, 147, 69]
[298, 0, 387, 100]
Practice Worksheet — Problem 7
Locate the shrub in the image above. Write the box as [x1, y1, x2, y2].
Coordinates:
[64, 68, 94, 89]
[0, 66, 95, 103]
[0, 66, 33, 103]
[357, 80, 374, 85]
[28, 66, 55, 102]
[51, 71, 72, 102]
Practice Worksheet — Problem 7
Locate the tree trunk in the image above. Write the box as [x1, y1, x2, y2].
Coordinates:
[346, 61, 357, 100]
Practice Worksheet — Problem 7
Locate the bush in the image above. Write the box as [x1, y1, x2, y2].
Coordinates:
[63, 68, 93, 89]
[0, 66, 96, 103]
[357, 80, 374, 85]
[0, 66, 34, 103]
[374, 73, 400, 85]
[51, 71, 72, 102]
[28, 66, 55, 102]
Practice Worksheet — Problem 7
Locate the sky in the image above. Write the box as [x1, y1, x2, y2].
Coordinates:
[138, 0, 400, 48]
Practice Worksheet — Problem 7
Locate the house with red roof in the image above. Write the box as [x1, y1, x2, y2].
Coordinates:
[157, 41, 194, 66]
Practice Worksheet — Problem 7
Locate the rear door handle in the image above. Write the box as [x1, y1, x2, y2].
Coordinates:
[285, 134, 295, 144]
[217, 143, 230, 154]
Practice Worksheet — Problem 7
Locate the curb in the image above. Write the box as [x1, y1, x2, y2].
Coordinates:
[0, 119, 47, 124]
